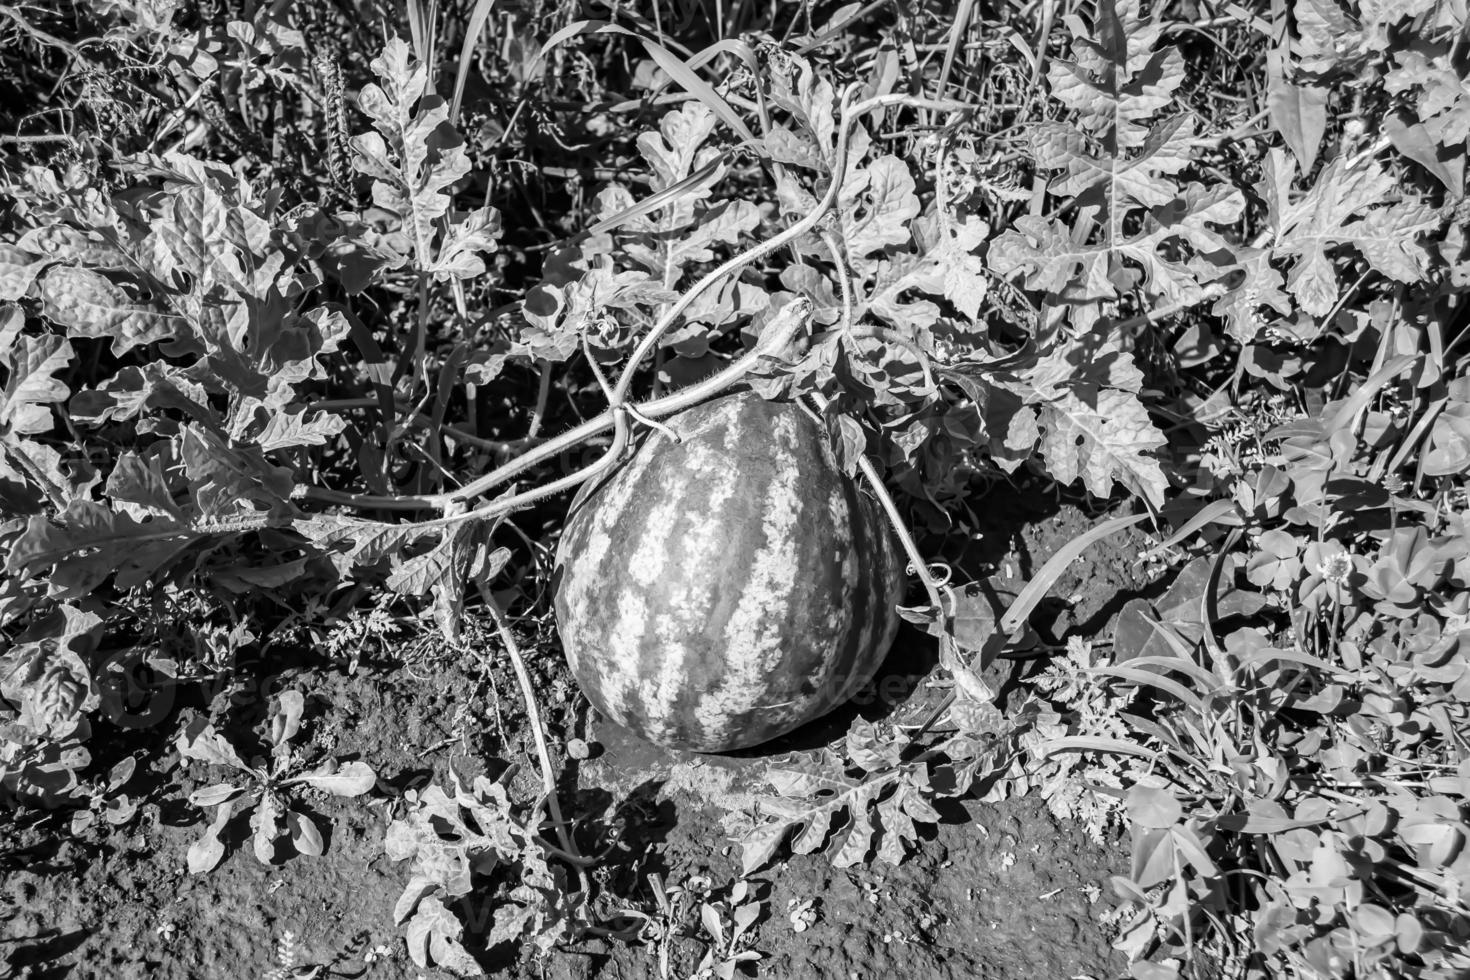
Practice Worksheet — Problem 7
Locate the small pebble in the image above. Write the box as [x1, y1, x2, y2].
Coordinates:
[566, 738, 592, 760]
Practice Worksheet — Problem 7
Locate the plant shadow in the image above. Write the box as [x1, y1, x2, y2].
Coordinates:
[4, 928, 90, 978]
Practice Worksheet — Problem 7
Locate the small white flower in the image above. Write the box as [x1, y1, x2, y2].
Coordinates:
[787, 898, 818, 932]
[1317, 550, 1354, 585]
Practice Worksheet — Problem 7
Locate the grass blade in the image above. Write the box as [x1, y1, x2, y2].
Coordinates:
[1142, 498, 1241, 559]
[999, 513, 1149, 636]
[535, 21, 755, 143]
[637, 40, 756, 143]
[935, 0, 977, 104]
[450, 0, 497, 124]
[1095, 666, 1210, 715]
[1329, 354, 1416, 434]
[584, 157, 725, 237]
[1038, 736, 1158, 760]
[1116, 655, 1223, 694]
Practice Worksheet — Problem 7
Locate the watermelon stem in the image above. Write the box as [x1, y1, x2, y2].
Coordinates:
[805, 391, 981, 746]
[479, 589, 593, 884]
[806, 392, 947, 616]
[294, 296, 809, 520]
[820, 228, 854, 332]
[817, 224, 938, 394]
[582, 329, 618, 404]
[428, 408, 636, 525]
[582, 329, 682, 444]
[368, 299, 815, 527]
[297, 92, 976, 521]
[624, 403, 680, 443]
[607, 81, 866, 409]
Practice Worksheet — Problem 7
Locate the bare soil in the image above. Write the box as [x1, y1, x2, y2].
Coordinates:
[2, 485, 1155, 980]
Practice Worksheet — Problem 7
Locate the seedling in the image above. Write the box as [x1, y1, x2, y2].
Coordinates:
[177, 691, 376, 874]
[613, 873, 693, 979]
[69, 756, 139, 836]
[262, 930, 323, 980]
[693, 880, 763, 980]
[786, 898, 818, 932]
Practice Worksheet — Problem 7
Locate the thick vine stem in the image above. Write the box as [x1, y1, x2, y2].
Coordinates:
[401, 298, 814, 529]
[476, 595, 593, 885]
[800, 391, 985, 744]
[525, 359, 553, 440]
[820, 229, 854, 332]
[298, 297, 813, 515]
[850, 93, 976, 123]
[607, 82, 864, 408]
[435, 296, 812, 509]
[424, 407, 634, 528]
[305, 398, 536, 457]
[299, 90, 968, 518]
[800, 393, 944, 614]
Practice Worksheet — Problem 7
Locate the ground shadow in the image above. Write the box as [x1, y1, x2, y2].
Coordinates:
[0, 812, 73, 876]
[5, 928, 90, 977]
[722, 620, 938, 759]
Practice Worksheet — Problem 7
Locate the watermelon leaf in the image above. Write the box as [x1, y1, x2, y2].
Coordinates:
[349, 36, 502, 280]
[1264, 152, 1440, 317]
[742, 733, 953, 874]
[0, 317, 73, 437]
[404, 896, 482, 975]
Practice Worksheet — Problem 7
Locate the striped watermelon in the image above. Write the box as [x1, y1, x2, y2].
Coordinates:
[553, 390, 906, 752]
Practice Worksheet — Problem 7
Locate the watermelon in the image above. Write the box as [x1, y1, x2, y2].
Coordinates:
[553, 390, 906, 752]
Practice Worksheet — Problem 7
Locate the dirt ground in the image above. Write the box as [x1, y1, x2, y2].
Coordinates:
[2, 484, 1156, 979]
